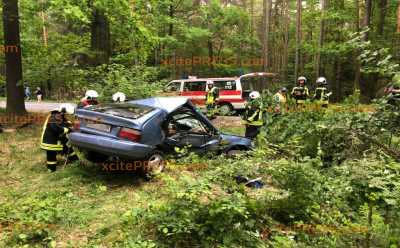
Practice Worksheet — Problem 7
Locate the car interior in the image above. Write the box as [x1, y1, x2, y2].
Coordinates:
[162, 107, 219, 152]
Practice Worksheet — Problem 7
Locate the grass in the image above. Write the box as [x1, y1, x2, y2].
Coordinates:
[0, 125, 167, 246]
[0, 123, 250, 247]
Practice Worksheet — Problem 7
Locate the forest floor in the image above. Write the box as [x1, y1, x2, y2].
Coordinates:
[0, 122, 246, 247]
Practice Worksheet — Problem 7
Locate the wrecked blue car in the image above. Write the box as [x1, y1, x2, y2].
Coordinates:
[69, 97, 252, 174]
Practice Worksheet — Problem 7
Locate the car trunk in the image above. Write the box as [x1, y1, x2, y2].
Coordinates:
[74, 103, 155, 139]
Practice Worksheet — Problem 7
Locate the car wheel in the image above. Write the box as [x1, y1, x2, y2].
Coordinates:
[144, 151, 166, 177]
[219, 103, 233, 116]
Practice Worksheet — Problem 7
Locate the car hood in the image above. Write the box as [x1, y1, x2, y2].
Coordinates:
[130, 97, 190, 114]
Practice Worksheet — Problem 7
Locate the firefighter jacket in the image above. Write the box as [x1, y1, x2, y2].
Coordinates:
[243, 99, 264, 126]
[314, 86, 332, 105]
[206, 87, 219, 105]
[40, 112, 70, 151]
[291, 86, 309, 103]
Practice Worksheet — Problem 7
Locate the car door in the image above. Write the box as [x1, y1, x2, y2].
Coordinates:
[164, 110, 220, 154]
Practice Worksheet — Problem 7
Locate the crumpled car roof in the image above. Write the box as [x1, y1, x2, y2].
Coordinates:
[130, 97, 189, 114]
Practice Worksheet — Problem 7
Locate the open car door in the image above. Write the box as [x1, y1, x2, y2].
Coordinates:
[163, 108, 220, 154]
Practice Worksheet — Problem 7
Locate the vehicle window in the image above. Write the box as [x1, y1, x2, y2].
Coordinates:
[88, 103, 154, 119]
[170, 112, 210, 134]
[183, 81, 207, 91]
[165, 81, 181, 92]
[213, 80, 237, 90]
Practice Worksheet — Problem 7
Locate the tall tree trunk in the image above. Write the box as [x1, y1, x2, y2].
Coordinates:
[2, 0, 26, 115]
[360, 0, 375, 102]
[397, 0, 400, 33]
[168, 4, 174, 36]
[90, 7, 110, 64]
[316, 0, 327, 78]
[282, 0, 289, 81]
[354, 0, 361, 91]
[208, 39, 214, 72]
[377, 0, 387, 36]
[262, 0, 271, 71]
[250, 0, 255, 53]
[295, 0, 302, 83]
[40, 0, 48, 47]
[363, 0, 372, 41]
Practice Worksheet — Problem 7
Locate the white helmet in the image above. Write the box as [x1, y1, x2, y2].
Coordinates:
[249, 91, 261, 100]
[112, 92, 126, 102]
[316, 77, 327, 85]
[58, 103, 75, 114]
[297, 76, 307, 83]
[85, 90, 99, 99]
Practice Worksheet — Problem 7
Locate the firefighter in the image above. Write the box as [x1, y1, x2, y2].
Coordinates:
[313, 77, 332, 107]
[291, 76, 309, 105]
[243, 91, 264, 140]
[40, 104, 78, 172]
[273, 87, 288, 114]
[112, 92, 126, 103]
[205, 82, 219, 119]
[78, 90, 99, 108]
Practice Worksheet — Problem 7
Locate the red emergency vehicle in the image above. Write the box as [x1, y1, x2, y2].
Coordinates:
[164, 72, 276, 115]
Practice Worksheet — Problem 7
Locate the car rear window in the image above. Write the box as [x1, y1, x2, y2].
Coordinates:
[88, 103, 155, 119]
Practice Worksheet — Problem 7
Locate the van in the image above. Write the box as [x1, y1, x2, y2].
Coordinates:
[164, 72, 276, 115]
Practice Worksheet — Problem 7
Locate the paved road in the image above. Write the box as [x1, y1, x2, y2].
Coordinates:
[0, 101, 76, 113]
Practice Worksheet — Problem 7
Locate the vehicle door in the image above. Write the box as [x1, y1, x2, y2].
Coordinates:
[164, 109, 220, 154]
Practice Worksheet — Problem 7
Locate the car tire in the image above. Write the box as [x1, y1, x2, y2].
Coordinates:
[143, 151, 166, 177]
[219, 103, 233, 116]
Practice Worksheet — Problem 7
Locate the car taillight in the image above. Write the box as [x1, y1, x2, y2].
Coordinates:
[73, 119, 81, 130]
[118, 128, 141, 142]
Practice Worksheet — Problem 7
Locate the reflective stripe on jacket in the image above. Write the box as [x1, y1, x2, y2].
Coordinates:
[291, 86, 309, 101]
[243, 100, 264, 126]
[40, 113, 69, 151]
[206, 87, 218, 105]
[314, 87, 331, 104]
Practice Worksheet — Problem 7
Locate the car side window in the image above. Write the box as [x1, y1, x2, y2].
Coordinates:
[169, 112, 211, 135]
[165, 81, 181, 92]
[183, 81, 207, 91]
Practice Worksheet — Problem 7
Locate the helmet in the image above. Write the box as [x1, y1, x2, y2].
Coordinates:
[297, 76, 307, 84]
[85, 90, 99, 99]
[112, 92, 126, 102]
[249, 91, 261, 99]
[316, 77, 327, 85]
[58, 103, 75, 114]
[280, 87, 288, 93]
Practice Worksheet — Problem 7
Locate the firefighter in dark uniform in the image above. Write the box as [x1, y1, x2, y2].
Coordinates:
[205, 82, 219, 119]
[313, 77, 332, 107]
[40, 104, 78, 172]
[242, 91, 265, 140]
[291, 76, 310, 105]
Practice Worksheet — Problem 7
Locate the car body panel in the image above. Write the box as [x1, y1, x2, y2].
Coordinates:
[69, 97, 252, 161]
[69, 132, 155, 159]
